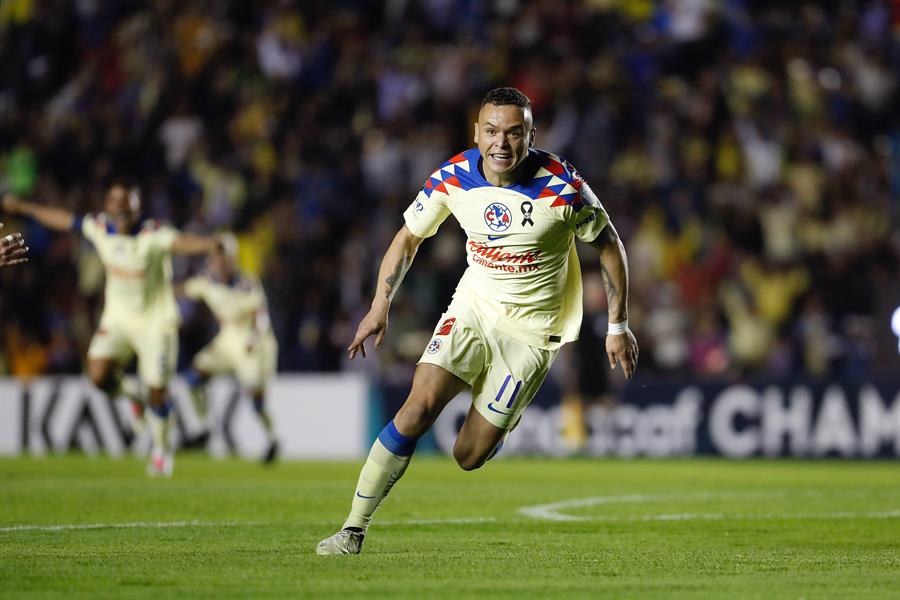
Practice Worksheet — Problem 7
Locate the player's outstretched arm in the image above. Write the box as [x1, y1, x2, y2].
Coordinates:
[348, 225, 424, 360]
[0, 223, 28, 267]
[2, 194, 75, 232]
[588, 222, 639, 379]
[171, 233, 221, 256]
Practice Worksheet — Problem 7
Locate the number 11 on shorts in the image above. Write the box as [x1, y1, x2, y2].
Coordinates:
[496, 374, 522, 409]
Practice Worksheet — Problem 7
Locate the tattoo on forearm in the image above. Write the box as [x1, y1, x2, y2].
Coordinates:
[600, 264, 619, 306]
[384, 256, 409, 300]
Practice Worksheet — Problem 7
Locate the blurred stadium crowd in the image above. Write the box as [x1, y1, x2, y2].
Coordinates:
[0, 0, 898, 384]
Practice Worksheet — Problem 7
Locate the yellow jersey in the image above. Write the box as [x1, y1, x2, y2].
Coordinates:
[183, 272, 272, 343]
[403, 148, 609, 350]
[77, 214, 179, 325]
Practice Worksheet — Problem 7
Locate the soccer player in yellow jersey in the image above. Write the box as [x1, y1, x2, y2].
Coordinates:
[317, 88, 639, 554]
[181, 235, 279, 463]
[2, 182, 220, 476]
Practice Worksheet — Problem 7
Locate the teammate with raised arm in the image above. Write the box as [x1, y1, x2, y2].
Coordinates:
[2, 183, 219, 476]
[181, 235, 279, 464]
[0, 223, 28, 267]
[317, 87, 638, 555]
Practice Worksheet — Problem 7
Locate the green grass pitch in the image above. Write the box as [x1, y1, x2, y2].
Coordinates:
[1, 455, 899, 599]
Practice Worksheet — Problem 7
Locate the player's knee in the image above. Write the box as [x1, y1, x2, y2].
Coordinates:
[146, 387, 167, 408]
[89, 368, 116, 394]
[452, 444, 486, 472]
[454, 453, 485, 472]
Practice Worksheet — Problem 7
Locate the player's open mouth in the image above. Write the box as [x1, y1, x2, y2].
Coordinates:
[489, 153, 514, 166]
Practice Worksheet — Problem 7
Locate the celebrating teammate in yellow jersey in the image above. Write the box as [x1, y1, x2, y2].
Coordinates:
[2, 182, 220, 477]
[181, 235, 279, 464]
[317, 87, 639, 555]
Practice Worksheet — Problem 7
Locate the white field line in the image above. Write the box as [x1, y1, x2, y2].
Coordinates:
[0, 520, 259, 533]
[518, 491, 785, 522]
[518, 491, 900, 523]
[4, 499, 899, 534]
[526, 510, 900, 523]
[378, 516, 498, 526]
[0, 517, 496, 534]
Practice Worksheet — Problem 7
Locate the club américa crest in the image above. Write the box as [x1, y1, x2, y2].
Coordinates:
[484, 203, 511, 232]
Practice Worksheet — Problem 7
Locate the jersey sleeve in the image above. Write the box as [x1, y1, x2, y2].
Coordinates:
[403, 182, 451, 238]
[183, 276, 206, 300]
[78, 213, 101, 244]
[564, 180, 609, 243]
[151, 224, 179, 251]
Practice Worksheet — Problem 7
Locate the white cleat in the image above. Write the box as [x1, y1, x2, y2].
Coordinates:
[316, 529, 364, 555]
[146, 451, 174, 478]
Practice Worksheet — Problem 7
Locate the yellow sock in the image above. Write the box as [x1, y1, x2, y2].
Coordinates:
[342, 421, 416, 532]
[147, 404, 173, 455]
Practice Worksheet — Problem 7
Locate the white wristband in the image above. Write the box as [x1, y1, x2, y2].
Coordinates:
[607, 320, 629, 335]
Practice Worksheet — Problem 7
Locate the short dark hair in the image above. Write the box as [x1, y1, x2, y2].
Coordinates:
[106, 176, 136, 193]
[105, 177, 142, 207]
[481, 87, 532, 111]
